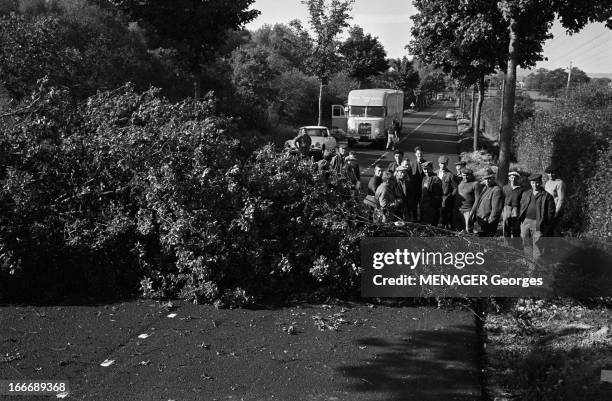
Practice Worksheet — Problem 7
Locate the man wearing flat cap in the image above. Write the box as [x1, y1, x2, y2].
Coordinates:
[394, 165, 415, 220]
[436, 155, 456, 229]
[375, 171, 401, 222]
[342, 153, 361, 195]
[472, 167, 504, 236]
[454, 161, 466, 177]
[330, 145, 346, 174]
[420, 161, 443, 226]
[519, 173, 556, 258]
[455, 168, 481, 233]
[387, 149, 404, 174]
[502, 170, 524, 237]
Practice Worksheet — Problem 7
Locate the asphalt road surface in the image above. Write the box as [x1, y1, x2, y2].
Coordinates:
[0, 301, 482, 401]
[343, 101, 459, 189]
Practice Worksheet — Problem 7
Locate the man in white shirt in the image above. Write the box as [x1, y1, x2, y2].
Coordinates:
[544, 166, 566, 237]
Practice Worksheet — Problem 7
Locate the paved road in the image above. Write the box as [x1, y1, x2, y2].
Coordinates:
[0, 301, 482, 401]
[342, 101, 459, 189]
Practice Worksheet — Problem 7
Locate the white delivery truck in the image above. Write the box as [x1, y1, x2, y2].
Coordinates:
[332, 89, 404, 146]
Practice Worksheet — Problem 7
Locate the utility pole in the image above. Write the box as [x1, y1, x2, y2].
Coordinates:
[566, 61, 572, 98]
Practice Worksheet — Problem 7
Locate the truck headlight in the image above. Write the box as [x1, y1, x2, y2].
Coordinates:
[374, 128, 380, 135]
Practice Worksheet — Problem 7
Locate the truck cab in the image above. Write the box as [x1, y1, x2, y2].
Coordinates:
[333, 89, 404, 147]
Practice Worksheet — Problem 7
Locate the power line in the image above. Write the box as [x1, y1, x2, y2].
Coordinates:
[558, 36, 611, 59]
[544, 31, 608, 53]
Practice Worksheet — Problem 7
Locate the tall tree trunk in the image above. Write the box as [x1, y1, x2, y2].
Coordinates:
[318, 80, 323, 126]
[474, 75, 485, 152]
[498, 17, 518, 185]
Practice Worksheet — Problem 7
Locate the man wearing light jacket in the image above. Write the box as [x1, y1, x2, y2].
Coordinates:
[472, 168, 504, 236]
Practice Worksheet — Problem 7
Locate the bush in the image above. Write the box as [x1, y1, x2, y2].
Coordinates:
[514, 83, 612, 235]
[0, 9, 171, 101]
[584, 139, 612, 239]
[0, 82, 373, 303]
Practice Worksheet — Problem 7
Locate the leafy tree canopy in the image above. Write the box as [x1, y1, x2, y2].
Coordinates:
[300, 0, 354, 80]
[110, 0, 260, 73]
[338, 25, 388, 86]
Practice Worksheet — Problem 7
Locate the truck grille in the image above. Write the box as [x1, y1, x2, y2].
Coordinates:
[358, 123, 371, 136]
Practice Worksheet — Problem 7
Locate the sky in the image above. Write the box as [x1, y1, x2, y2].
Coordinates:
[246, 0, 612, 74]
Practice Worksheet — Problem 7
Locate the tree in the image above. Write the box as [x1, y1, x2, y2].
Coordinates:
[229, 45, 280, 127]
[539, 67, 590, 97]
[369, 57, 420, 95]
[524, 68, 549, 90]
[110, 0, 260, 99]
[301, 0, 354, 126]
[410, 0, 611, 181]
[592, 77, 612, 87]
[338, 25, 388, 87]
[0, 7, 161, 100]
[387, 57, 420, 93]
[409, 0, 508, 151]
[497, 0, 611, 183]
[251, 22, 311, 71]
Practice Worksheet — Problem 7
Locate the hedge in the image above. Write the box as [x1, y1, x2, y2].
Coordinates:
[514, 83, 612, 236]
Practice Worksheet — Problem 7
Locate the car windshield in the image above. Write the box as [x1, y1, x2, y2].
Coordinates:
[303, 128, 327, 137]
[348, 106, 385, 117]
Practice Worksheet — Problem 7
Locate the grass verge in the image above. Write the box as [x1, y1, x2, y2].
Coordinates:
[484, 298, 612, 401]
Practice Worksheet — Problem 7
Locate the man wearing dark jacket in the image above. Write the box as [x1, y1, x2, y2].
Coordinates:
[330, 145, 346, 174]
[420, 161, 442, 226]
[436, 155, 455, 229]
[472, 168, 504, 236]
[293, 130, 312, 158]
[502, 171, 523, 237]
[394, 165, 414, 220]
[519, 173, 556, 257]
[410, 146, 426, 221]
[387, 150, 404, 174]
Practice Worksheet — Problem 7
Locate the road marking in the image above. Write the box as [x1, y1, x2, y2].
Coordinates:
[362, 112, 437, 174]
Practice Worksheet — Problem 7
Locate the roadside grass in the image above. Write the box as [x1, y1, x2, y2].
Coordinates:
[485, 298, 612, 401]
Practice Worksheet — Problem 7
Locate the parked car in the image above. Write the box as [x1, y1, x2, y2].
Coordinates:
[284, 126, 337, 158]
[444, 110, 456, 120]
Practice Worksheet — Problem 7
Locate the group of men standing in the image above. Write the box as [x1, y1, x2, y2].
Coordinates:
[365, 147, 567, 245]
[300, 137, 567, 253]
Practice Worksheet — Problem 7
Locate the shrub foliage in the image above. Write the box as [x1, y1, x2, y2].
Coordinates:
[0, 82, 374, 303]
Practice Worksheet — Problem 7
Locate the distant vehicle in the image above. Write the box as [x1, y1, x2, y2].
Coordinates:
[445, 110, 457, 120]
[285, 126, 337, 157]
[332, 89, 404, 146]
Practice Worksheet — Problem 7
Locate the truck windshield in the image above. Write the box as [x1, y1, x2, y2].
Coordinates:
[366, 106, 385, 117]
[348, 106, 385, 117]
[348, 106, 366, 117]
